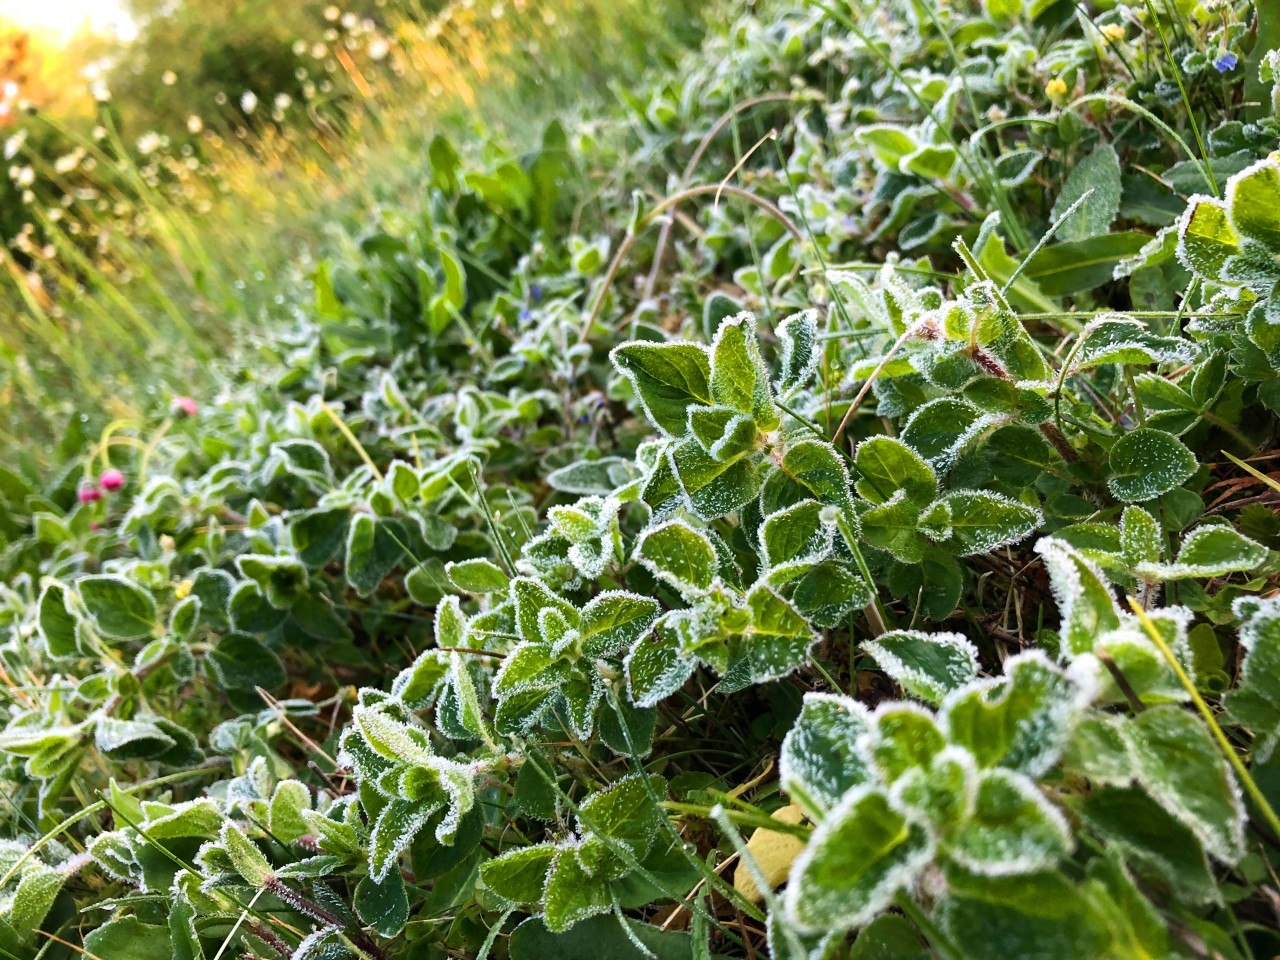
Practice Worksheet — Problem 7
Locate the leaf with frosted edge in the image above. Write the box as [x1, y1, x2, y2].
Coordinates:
[546, 457, 638, 496]
[1119, 506, 1161, 569]
[1052, 143, 1121, 241]
[355, 870, 409, 938]
[865, 704, 947, 784]
[511, 577, 579, 642]
[1126, 705, 1245, 863]
[1107, 427, 1197, 503]
[778, 439, 854, 512]
[37, 582, 79, 658]
[1035, 537, 1123, 658]
[776, 309, 819, 396]
[710, 313, 778, 429]
[863, 630, 979, 705]
[941, 651, 1084, 778]
[860, 491, 927, 563]
[77, 575, 157, 640]
[625, 620, 696, 708]
[946, 769, 1073, 876]
[610, 340, 713, 437]
[760, 500, 830, 569]
[919, 491, 1042, 556]
[579, 592, 659, 658]
[1134, 524, 1268, 581]
[370, 798, 439, 882]
[579, 773, 664, 856]
[1224, 598, 1280, 760]
[854, 436, 938, 506]
[900, 398, 990, 469]
[392, 649, 450, 708]
[482, 843, 557, 905]
[790, 562, 873, 627]
[220, 821, 272, 887]
[1177, 196, 1239, 280]
[668, 436, 761, 520]
[6, 865, 64, 944]
[781, 693, 873, 820]
[1080, 786, 1217, 903]
[1067, 318, 1195, 371]
[542, 845, 614, 932]
[1225, 156, 1280, 256]
[634, 520, 717, 596]
[739, 584, 818, 683]
[448, 651, 491, 743]
[446, 557, 510, 594]
[784, 787, 934, 935]
[688, 406, 758, 461]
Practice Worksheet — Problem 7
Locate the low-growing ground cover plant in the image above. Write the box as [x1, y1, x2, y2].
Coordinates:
[2, 0, 1280, 957]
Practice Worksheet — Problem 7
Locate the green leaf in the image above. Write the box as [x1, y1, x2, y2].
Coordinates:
[1177, 196, 1238, 280]
[854, 436, 937, 506]
[221, 820, 273, 886]
[543, 846, 612, 932]
[611, 341, 713, 436]
[860, 493, 928, 563]
[446, 557, 510, 594]
[581, 592, 660, 658]
[291, 508, 349, 567]
[919, 491, 1041, 556]
[95, 717, 176, 761]
[346, 514, 410, 596]
[1119, 506, 1162, 568]
[77, 575, 157, 640]
[776, 309, 819, 396]
[900, 398, 987, 468]
[635, 520, 718, 595]
[355, 869, 409, 938]
[1226, 157, 1280, 255]
[1106, 428, 1197, 503]
[947, 769, 1072, 875]
[666, 436, 761, 520]
[710, 313, 777, 428]
[781, 693, 873, 819]
[942, 652, 1080, 778]
[785, 787, 933, 934]
[625, 620, 695, 708]
[791, 562, 873, 628]
[849, 914, 929, 959]
[1128, 705, 1245, 863]
[37, 582, 79, 657]
[1025, 232, 1150, 296]
[1036, 537, 1123, 657]
[1052, 145, 1121, 241]
[83, 918, 173, 960]
[1224, 598, 1280, 760]
[1135, 524, 1268, 581]
[863, 630, 979, 705]
[482, 843, 557, 904]
[777, 438, 854, 511]
[370, 798, 437, 882]
[760, 500, 830, 570]
[6, 865, 64, 943]
[1067, 318, 1194, 371]
[208, 633, 286, 690]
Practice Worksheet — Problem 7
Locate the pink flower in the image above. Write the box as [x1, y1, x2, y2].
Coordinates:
[173, 396, 199, 418]
[99, 468, 125, 491]
[78, 484, 102, 504]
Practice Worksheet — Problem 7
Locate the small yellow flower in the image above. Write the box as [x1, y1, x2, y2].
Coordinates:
[175, 579, 194, 600]
[1046, 77, 1069, 98]
[1101, 23, 1125, 42]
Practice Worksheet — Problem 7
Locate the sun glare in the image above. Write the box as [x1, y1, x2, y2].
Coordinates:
[0, 0, 136, 42]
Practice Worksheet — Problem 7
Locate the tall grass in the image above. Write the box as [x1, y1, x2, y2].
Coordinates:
[0, 0, 710, 458]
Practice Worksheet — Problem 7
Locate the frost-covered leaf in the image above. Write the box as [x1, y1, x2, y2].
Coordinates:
[777, 439, 854, 511]
[776, 309, 819, 396]
[482, 843, 557, 905]
[1119, 505, 1162, 569]
[760, 500, 830, 570]
[863, 630, 979, 704]
[37, 581, 79, 657]
[854, 436, 937, 506]
[790, 562, 873, 628]
[946, 769, 1072, 876]
[900, 398, 989, 469]
[77, 575, 156, 640]
[1134, 524, 1268, 581]
[1177, 195, 1238, 280]
[711, 313, 777, 428]
[580, 592, 660, 658]
[543, 846, 612, 932]
[941, 652, 1083, 778]
[1106, 428, 1197, 503]
[781, 693, 873, 819]
[785, 788, 933, 935]
[1052, 144, 1121, 241]
[610, 340, 713, 436]
[1225, 156, 1280, 256]
[1068, 318, 1194, 371]
[634, 520, 717, 596]
[1036, 537, 1123, 658]
[220, 820, 273, 887]
[355, 870, 409, 938]
[1127, 705, 1245, 864]
[1223, 598, 1280, 760]
[918, 491, 1041, 556]
[446, 557, 510, 593]
[370, 798, 438, 882]
[625, 621, 695, 708]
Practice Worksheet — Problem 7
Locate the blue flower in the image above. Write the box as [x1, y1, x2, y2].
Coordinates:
[1214, 52, 1238, 73]
[530, 284, 544, 302]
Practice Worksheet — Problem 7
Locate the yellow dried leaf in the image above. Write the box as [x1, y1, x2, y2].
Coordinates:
[733, 803, 807, 902]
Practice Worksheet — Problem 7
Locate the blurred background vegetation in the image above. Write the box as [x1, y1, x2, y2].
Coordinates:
[0, 0, 712, 458]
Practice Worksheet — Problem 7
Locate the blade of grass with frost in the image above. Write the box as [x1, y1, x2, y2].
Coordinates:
[1001, 188, 1096, 297]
